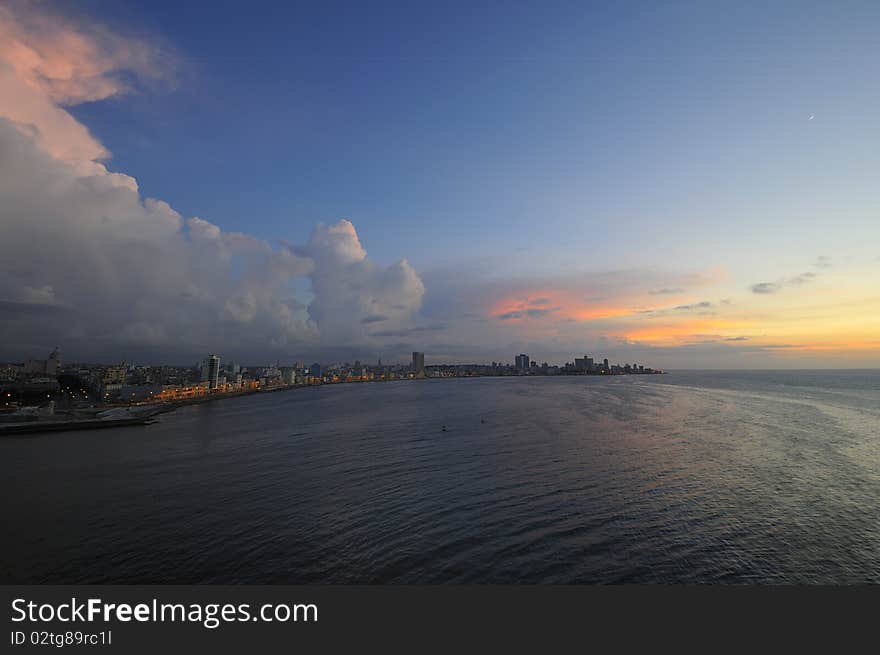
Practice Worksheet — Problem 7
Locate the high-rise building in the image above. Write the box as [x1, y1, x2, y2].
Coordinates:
[603, 358, 609, 372]
[309, 362, 322, 378]
[515, 354, 530, 371]
[203, 354, 221, 389]
[412, 352, 425, 378]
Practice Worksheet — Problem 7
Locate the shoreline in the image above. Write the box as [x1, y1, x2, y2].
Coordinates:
[0, 373, 663, 436]
[0, 384, 302, 436]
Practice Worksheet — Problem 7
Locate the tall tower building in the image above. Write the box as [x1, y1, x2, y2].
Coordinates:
[515, 354, 530, 371]
[205, 354, 221, 389]
[412, 352, 425, 378]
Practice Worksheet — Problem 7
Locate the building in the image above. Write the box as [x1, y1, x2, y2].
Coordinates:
[280, 367, 296, 385]
[23, 347, 62, 377]
[99, 364, 127, 391]
[515, 354, 530, 371]
[309, 362, 322, 378]
[412, 352, 425, 378]
[203, 355, 221, 389]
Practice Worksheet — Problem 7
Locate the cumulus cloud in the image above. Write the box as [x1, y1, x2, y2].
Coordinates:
[0, 119, 320, 357]
[0, 1, 173, 104]
[292, 220, 425, 346]
[0, 1, 176, 182]
[0, 3, 424, 362]
[0, 114, 427, 360]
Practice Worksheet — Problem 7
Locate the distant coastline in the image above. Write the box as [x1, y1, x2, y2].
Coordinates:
[0, 370, 664, 436]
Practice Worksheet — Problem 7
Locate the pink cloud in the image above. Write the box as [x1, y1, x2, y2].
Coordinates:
[0, 2, 175, 180]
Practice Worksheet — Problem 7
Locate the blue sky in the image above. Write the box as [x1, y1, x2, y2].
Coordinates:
[2, 0, 879, 365]
[66, 0, 880, 270]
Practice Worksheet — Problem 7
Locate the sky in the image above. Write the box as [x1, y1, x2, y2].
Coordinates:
[1, 0, 879, 367]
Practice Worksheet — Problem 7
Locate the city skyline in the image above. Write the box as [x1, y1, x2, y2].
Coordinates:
[1, 344, 662, 416]
[1, 344, 661, 374]
[2, 1, 880, 368]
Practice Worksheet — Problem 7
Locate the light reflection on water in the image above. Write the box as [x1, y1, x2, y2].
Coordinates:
[1, 371, 879, 583]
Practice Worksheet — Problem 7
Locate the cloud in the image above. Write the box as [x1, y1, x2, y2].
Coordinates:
[673, 301, 712, 311]
[787, 272, 816, 285]
[0, 114, 427, 360]
[402, 264, 734, 363]
[0, 1, 175, 104]
[750, 282, 781, 294]
[497, 307, 560, 320]
[0, 2, 177, 181]
[0, 3, 424, 362]
[635, 298, 721, 317]
[814, 256, 832, 269]
[649, 287, 684, 295]
[418, 268, 721, 328]
[0, 117, 321, 357]
[295, 220, 425, 345]
[750, 271, 817, 294]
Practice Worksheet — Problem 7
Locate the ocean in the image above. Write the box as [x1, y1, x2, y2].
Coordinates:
[2, 370, 879, 583]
